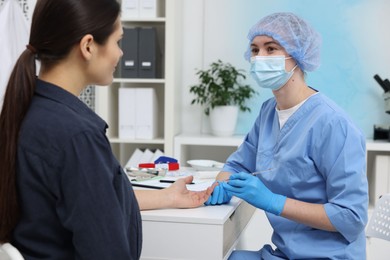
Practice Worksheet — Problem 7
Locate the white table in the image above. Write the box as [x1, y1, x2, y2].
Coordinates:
[366, 139, 390, 152]
[139, 197, 255, 260]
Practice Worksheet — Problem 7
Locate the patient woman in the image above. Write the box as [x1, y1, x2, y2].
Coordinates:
[0, 0, 213, 259]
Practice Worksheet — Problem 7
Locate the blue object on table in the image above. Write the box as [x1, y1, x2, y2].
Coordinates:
[154, 156, 178, 164]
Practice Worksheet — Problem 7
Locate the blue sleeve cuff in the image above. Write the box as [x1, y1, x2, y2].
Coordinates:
[324, 203, 366, 242]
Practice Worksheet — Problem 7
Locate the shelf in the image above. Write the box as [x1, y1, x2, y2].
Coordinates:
[121, 18, 166, 23]
[175, 134, 245, 147]
[174, 134, 245, 164]
[112, 78, 165, 84]
[109, 137, 165, 144]
[366, 139, 390, 151]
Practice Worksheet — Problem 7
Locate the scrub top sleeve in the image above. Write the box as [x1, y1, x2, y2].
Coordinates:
[57, 130, 134, 258]
[313, 118, 368, 242]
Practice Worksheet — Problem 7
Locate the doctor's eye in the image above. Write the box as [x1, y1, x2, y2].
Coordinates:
[250, 47, 259, 56]
[266, 46, 278, 53]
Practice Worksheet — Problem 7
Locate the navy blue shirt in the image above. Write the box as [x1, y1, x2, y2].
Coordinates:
[12, 79, 142, 259]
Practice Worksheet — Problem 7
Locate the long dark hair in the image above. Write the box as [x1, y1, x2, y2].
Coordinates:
[0, 0, 120, 242]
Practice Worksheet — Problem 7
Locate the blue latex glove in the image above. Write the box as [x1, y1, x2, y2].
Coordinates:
[221, 172, 286, 215]
[204, 181, 232, 205]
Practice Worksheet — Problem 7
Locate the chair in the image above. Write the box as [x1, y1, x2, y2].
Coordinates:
[366, 193, 390, 241]
[0, 243, 24, 260]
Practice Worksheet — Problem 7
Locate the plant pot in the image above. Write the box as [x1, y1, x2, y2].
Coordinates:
[209, 105, 238, 136]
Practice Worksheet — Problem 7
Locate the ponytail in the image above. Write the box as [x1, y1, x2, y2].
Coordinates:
[0, 48, 37, 242]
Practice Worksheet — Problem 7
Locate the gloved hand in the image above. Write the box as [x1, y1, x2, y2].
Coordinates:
[204, 181, 232, 205]
[221, 172, 286, 215]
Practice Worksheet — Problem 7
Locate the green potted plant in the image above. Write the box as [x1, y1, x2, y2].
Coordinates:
[189, 60, 257, 136]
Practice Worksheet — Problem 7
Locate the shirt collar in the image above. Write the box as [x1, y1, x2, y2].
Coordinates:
[35, 78, 108, 131]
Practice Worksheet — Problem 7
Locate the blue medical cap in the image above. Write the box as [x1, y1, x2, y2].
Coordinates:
[245, 12, 322, 72]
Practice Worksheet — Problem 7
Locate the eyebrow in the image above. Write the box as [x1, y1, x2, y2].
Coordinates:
[251, 40, 281, 48]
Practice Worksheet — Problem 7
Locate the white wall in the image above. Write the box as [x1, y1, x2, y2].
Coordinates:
[179, 0, 390, 138]
[179, 0, 264, 135]
[179, 1, 206, 134]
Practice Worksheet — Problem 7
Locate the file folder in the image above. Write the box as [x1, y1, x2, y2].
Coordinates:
[121, 0, 139, 19]
[138, 27, 161, 78]
[118, 88, 136, 139]
[121, 27, 139, 78]
[135, 88, 158, 139]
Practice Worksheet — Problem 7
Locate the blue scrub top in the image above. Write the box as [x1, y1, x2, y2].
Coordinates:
[224, 93, 368, 259]
[12, 79, 142, 259]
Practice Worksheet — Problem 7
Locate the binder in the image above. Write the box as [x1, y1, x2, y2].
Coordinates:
[118, 88, 136, 139]
[135, 88, 158, 139]
[121, 27, 139, 78]
[121, 0, 139, 19]
[122, 0, 162, 19]
[139, 0, 159, 18]
[138, 27, 161, 78]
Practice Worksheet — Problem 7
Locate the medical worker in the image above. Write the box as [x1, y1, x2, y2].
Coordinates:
[206, 12, 368, 259]
[0, 0, 214, 258]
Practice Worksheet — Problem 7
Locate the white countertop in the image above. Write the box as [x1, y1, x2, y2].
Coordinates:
[140, 197, 243, 225]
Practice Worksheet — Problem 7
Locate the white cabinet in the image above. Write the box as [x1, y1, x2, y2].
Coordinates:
[365, 140, 390, 259]
[366, 140, 390, 207]
[140, 197, 255, 260]
[95, 0, 182, 166]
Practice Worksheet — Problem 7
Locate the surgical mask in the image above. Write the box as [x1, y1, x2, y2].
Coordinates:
[250, 56, 297, 91]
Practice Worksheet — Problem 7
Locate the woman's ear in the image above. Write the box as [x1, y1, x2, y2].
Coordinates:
[79, 34, 94, 61]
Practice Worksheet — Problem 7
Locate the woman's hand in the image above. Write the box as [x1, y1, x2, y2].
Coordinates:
[166, 176, 217, 208]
